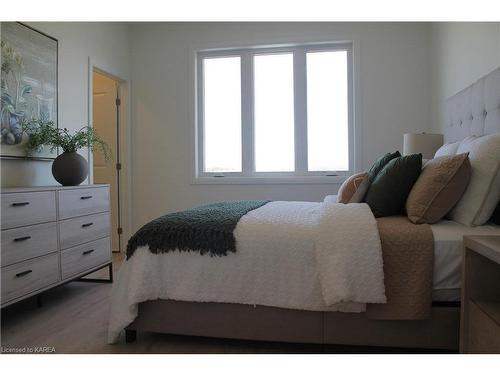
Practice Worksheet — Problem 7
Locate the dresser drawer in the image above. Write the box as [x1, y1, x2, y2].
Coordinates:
[1, 222, 58, 267]
[59, 212, 110, 249]
[1, 253, 59, 304]
[58, 186, 109, 219]
[61, 237, 111, 279]
[1, 191, 56, 229]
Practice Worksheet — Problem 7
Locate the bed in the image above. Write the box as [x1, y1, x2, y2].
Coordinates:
[109, 67, 500, 350]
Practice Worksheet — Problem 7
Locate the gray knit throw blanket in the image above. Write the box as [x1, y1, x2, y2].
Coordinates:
[126, 200, 270, 259]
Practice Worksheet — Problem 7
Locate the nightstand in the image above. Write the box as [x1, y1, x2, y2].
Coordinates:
[460, 235, 500, 353]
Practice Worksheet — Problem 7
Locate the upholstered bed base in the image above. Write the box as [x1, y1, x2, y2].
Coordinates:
[125, 300, 460, 350]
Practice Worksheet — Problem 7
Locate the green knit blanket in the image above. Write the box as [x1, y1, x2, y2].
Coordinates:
[126, 200, 270, 259]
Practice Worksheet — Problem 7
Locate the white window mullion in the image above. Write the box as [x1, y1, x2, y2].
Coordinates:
[196, 56, 205, 176]
[347, 47, 355, 174]
[241, 52, 254, 176]
[294, 48, 308, 173]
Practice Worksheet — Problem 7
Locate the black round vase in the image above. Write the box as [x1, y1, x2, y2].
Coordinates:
[52, 152, 88, 186]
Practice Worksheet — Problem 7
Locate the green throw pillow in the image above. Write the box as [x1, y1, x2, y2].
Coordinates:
[365, 153, 422, 217]
[348, 150, 402, 203]
[367, 151, 401, 182]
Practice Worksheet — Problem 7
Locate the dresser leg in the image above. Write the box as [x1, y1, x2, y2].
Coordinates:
[76, 262, 113, 283]
[108, 263, 113, 283]
[125, 329, 137, 343]
[36, 295, 43, 308]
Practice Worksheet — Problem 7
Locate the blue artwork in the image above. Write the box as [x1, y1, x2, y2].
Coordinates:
[1, 22, 57, 158]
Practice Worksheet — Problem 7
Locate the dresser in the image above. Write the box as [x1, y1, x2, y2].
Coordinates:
[1, 184, 112, 308]
[460, 235, 500, 353]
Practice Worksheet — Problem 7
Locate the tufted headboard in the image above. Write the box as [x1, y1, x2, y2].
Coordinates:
[444, 67, 500, 143]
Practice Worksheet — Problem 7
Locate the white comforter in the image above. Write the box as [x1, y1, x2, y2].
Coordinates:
[108, 197, 386, 343]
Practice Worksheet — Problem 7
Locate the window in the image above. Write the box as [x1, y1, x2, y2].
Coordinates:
[197, 43, 353, 181]
[254, 53, 295, 172]
[202, 56, 242, 173]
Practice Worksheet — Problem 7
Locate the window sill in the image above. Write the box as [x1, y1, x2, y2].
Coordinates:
[191, 175, 348, 185]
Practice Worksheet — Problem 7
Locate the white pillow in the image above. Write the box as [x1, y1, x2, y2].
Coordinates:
[434, 141, 460, 158]
[456, 135, 478, 154]
[449, 133, 500, 226]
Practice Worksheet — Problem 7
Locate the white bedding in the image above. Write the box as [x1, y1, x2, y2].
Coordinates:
[108, 198, 385, 343]
[316, 199, 386, 305]
[431, 220, 500, 301]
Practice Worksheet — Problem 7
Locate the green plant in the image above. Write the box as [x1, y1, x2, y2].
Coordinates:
[23, 120, 112, 160]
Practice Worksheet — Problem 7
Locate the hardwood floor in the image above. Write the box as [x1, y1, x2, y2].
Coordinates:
[1, 253, 452, 354]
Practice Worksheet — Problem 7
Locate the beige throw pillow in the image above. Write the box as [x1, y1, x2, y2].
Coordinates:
[406, 153, 471, 224]
[337, 172, 368, 204]
[348, 176, 369, 203]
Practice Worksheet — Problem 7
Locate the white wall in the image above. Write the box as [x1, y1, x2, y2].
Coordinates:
[429, 22, 500, 132]
[130, 22, 432, 229]
[4, 22, 498, 234]
[1, 22, 130, 187]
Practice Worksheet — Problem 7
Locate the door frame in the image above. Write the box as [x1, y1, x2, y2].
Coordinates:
[88, 58, 131, 253]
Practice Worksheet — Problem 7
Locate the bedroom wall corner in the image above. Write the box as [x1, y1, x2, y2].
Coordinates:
[429, 22, 500, 134]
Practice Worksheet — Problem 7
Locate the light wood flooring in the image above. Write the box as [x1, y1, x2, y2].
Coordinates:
[1, 253, 451, 354]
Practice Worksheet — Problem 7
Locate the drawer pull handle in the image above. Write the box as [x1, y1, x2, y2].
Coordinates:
[14, 236, 32, 242]
[83, 249, 95, 255]
[80, 196, 93, 200]
[16, 270, 33, 277]
[81, 222, 94, 228]
[12, 202, 30, 207]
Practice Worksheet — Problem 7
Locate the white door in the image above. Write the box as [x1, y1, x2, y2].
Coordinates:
[93, 71, 120, 252]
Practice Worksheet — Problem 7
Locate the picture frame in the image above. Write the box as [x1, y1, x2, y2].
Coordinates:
[1, 22, 58, 160]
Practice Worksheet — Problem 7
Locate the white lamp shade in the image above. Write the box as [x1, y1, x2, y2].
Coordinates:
[403, 133, 443, 159]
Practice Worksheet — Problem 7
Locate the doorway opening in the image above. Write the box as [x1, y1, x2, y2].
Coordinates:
[92, 70, 122, 253]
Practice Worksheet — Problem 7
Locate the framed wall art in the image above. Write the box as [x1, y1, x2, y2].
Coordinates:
[1, 22, 58, 159]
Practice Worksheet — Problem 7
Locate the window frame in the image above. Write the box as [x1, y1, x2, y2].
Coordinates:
[196, 42, 354, 183]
